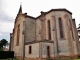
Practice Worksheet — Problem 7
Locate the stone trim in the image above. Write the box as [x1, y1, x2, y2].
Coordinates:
[25, 40, 54, 45]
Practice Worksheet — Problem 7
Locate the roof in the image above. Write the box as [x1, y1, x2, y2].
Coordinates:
[36, 8, 72, 19]
[25, 14, 36, 19]
[15, 8, 72, 21]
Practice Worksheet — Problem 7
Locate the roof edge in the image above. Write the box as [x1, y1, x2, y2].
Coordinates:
[36, 8, 72, 19]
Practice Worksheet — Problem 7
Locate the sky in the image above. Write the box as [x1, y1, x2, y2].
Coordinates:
[0, 0, 80, 42]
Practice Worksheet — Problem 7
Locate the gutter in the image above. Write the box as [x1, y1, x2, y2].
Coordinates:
[35, 19, 36, 41]
[54, 11, 60, 60]
[23, 21, 26, 60]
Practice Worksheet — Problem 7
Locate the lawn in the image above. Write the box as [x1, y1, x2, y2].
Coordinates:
[0, 58, 18, 60]
[60, 59, 80, 60]
[0, 59, 17, 60]
[75, 59, 80, 60]
[53, 58, 80, 60]
[0, 59, 16, 60]
[0, 58, 80, 60]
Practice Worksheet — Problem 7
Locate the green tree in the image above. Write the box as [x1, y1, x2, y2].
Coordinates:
[0, 42, 3, 51]
[0, 39, 8, 51]
[0, 47, 3, 51]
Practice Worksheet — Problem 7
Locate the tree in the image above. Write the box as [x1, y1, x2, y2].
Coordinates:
[0, 39, 8, 51]
[0, 41, 3, 51]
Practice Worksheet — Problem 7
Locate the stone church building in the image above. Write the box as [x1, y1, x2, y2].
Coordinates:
[9, 5, 80, 60]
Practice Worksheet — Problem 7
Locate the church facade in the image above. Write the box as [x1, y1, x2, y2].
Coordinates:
[9, 5, 80, 60]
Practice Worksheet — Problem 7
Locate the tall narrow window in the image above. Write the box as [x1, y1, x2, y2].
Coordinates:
[71, 30, 74, 39]
[29, 46, 32, 54]
[69, 20, 72, 30]
[59, 18, 64, 38]
[48, 20, 51, 40]
[16, 24, 20, 46]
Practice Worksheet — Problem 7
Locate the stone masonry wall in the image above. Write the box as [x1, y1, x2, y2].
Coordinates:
[45, 11, 70, 57]
[72, 19, 80, 56]
[12, 14, 25, 58]
[25, 18, 36, 42]
[25, 43, 39, 58]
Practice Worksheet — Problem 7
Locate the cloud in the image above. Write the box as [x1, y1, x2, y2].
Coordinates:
[0, 21, 14, 33]
[0, 33, 3, 36]
[0, 0, 14, 42]
[0, 33, 10, 42]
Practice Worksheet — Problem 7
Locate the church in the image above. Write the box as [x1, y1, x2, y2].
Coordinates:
[9, 5, 80, 60]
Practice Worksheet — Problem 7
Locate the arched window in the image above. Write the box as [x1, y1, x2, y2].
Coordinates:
[69, 20, 72, 29]
[16, 24, 20, 46]
[48, 20, 51, 40]
[59, 18, 64, 38]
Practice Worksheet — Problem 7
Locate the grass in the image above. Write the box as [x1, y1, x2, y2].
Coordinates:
[76, 59, 80, 60]
[0, 58, 80, 60]
[0, 58, 18, 60]
[52, 58, 80, 60]
[59, 59, 80, 60]
[0, 59, 16, 60]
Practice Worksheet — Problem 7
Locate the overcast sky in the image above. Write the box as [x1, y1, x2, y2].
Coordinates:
[0, 0, 80, 42]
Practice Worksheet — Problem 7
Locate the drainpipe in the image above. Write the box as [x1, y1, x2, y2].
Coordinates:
[54, 11, 59, 60]
[35, 19, 36, 41]
[23, 21, 26, 60]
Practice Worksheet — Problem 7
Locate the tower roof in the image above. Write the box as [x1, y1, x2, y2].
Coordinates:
[18, 5, 22, 14]
[15, 5, 22, 23]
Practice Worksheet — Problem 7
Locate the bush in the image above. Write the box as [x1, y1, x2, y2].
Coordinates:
[0, 47, 3, 51]
[0, 51, 14, 59]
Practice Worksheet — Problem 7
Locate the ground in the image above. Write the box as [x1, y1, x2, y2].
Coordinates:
[0, 58, 18, 60]
[0, 58, 80, 60]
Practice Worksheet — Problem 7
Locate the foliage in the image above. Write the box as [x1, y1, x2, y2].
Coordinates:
[0, 39, 8, 51]
[0, 58, 18, 60]
[0, 47, 3, 51]
[0, 39, 8, 46]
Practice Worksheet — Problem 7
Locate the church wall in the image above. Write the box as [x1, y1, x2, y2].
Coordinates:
[45, 11, 75, 57]
[13, 16, 36, 60]
[25, 43, 39, 58]
[35, 11, 73, 58]
[55, 11, 74, 57]
[45, 12, 55, 41]
[58, 40, 70, 56]
[41, 42, 54, 58]
[25, 18, 36, 42]
[73, 41, 78, 55]
[13, 15, 25, 58]
[44, 12, 58, 58]
[72, 19, 80, 56]
[66, 13, 78, 57]
[10, 8, 79, 60]
[25, 42, 54, 59]
[55, 11, 70, 57]
[71, 19, 78, 56]
[36, 19, 41, 41]
[35, 12, 73, 58]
